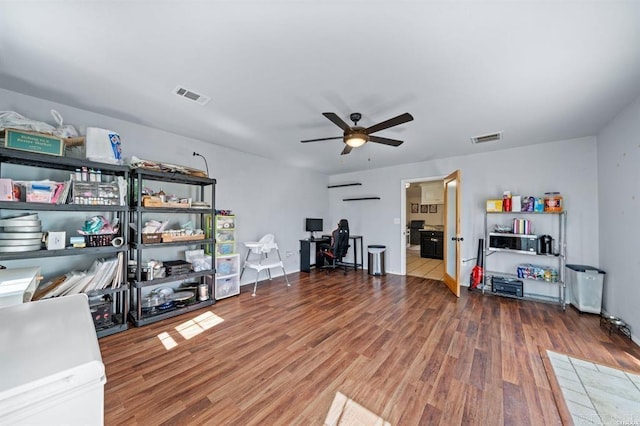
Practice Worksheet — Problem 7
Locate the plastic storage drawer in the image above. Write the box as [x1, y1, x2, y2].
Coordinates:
[216, 256, 238, 277]
[215, 276, 239, 300]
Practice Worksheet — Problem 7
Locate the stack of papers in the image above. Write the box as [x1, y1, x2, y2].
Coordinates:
[34, 252, 124, 299]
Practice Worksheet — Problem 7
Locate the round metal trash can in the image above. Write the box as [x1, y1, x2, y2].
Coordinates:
[368, 245, 386, 276]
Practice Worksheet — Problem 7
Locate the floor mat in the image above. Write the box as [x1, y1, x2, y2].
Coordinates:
[543, 349, 640, 425]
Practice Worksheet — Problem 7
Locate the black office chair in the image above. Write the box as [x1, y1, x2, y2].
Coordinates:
[320, 219, 350, 275]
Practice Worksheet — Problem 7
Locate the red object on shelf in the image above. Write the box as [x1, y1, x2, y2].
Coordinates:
[503, 192, 512, 212]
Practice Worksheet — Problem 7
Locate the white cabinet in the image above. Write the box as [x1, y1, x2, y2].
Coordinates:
[420, 181, 444, 204]
[482, 210, 567, 308]
[214, 214, 240, 300]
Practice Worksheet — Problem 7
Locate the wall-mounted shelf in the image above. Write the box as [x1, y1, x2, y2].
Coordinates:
[343, 197, 381, 201]
[327, 183, 362, 188]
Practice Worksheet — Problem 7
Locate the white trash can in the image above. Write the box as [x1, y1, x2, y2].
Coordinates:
[565, 264, 606, 314]
[368, 245, 386, 276]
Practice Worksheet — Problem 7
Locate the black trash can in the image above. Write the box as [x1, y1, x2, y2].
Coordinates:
[368, 245, 386, 276]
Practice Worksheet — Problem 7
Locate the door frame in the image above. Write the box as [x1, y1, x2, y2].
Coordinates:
[399, 175, 447, 275]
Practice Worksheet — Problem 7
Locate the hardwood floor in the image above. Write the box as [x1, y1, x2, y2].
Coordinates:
[100, 271, 640, 425]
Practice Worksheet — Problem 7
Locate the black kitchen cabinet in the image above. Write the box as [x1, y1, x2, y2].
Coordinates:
[409, 220, 424, 245]
[420, 230, 443, 259]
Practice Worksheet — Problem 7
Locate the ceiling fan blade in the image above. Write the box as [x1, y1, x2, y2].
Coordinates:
[340, 145, 353, 155]
[323, 112, 351, 131]
[300, 136, 343, 143]
[365, 112, 414, 135]
[369, 135, 404, 147]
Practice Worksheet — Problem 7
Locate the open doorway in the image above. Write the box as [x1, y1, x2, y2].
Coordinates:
[401, 177, 445, 280]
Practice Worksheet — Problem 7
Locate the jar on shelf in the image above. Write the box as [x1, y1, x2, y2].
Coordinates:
[544, 192, 563, 212]
[502, 191, 512, 212]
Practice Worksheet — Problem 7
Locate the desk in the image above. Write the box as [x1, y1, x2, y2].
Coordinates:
[346, 235, 364, 271]
[299, 238, 330, 272]
[320, 234, 364, 272]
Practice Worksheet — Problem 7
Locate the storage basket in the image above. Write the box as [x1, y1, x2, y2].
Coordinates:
[141, 233, 162, 244]
[84, 233, 116, 247]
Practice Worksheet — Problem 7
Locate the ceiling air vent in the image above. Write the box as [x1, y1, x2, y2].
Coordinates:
[173, 86, 211, 105]
[471, 132, 502, 144]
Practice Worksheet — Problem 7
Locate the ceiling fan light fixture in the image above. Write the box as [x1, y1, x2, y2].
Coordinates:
[301, 112, 412, 155]
[345, 129, 368, 147]
[346, 135, 367, 147]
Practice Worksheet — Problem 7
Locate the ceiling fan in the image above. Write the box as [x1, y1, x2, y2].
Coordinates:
[301, 112, 414, 155]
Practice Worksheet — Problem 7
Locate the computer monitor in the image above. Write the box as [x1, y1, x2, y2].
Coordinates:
[305, 218, 323, 239]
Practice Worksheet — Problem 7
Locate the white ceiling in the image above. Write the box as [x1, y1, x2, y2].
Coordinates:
[1, 1, 639, 175]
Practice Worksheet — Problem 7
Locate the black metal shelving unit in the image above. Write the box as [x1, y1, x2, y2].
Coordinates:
[0, 147, 130, 338]
[128, 168, 216, 327]
[482, 210, 567, 309]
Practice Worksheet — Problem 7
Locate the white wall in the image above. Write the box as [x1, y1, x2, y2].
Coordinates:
[1, 87, 607, 309]
[597, 95, 640, 343]
[0, 88, 330, 282]
[328, 138, 600, 290]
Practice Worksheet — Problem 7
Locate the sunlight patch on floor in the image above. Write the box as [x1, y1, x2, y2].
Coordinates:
[176, 311, 224, 340]
[157, 331, 178, 350]
[157, 311, 224, 349]
[324, 391, 390, 426]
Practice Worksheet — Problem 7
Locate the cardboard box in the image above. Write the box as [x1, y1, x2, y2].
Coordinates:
[142, 196, 191, 208]
[3, 129, 84, 157]
[161, 233, 205, 243]
[141, 233, 162, 244]
[0, 178, 14, 201]
[486, 199, 503, 212]
[142, 196, 163, 207]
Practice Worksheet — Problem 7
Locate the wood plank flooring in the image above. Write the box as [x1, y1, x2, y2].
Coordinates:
[99, 271, 640, 425]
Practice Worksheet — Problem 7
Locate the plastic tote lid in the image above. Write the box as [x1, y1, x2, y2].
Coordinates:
[566, 264, 606, 274]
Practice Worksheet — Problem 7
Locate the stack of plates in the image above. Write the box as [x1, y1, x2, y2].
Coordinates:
[0, 213, 43, 253]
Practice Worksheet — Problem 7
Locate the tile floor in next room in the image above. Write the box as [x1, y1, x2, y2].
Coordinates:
[406, 246, 444, 281]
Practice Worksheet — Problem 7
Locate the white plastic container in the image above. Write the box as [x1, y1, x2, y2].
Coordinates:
[85, 127, 122, 164]
[565, 264, 606, 314]
[0, 294, 105, 425]
[0, 267, 40, 309]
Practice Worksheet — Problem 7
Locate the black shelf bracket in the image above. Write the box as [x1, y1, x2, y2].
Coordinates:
[327, 183, 362, 189]
[343, 197, 381, 201]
